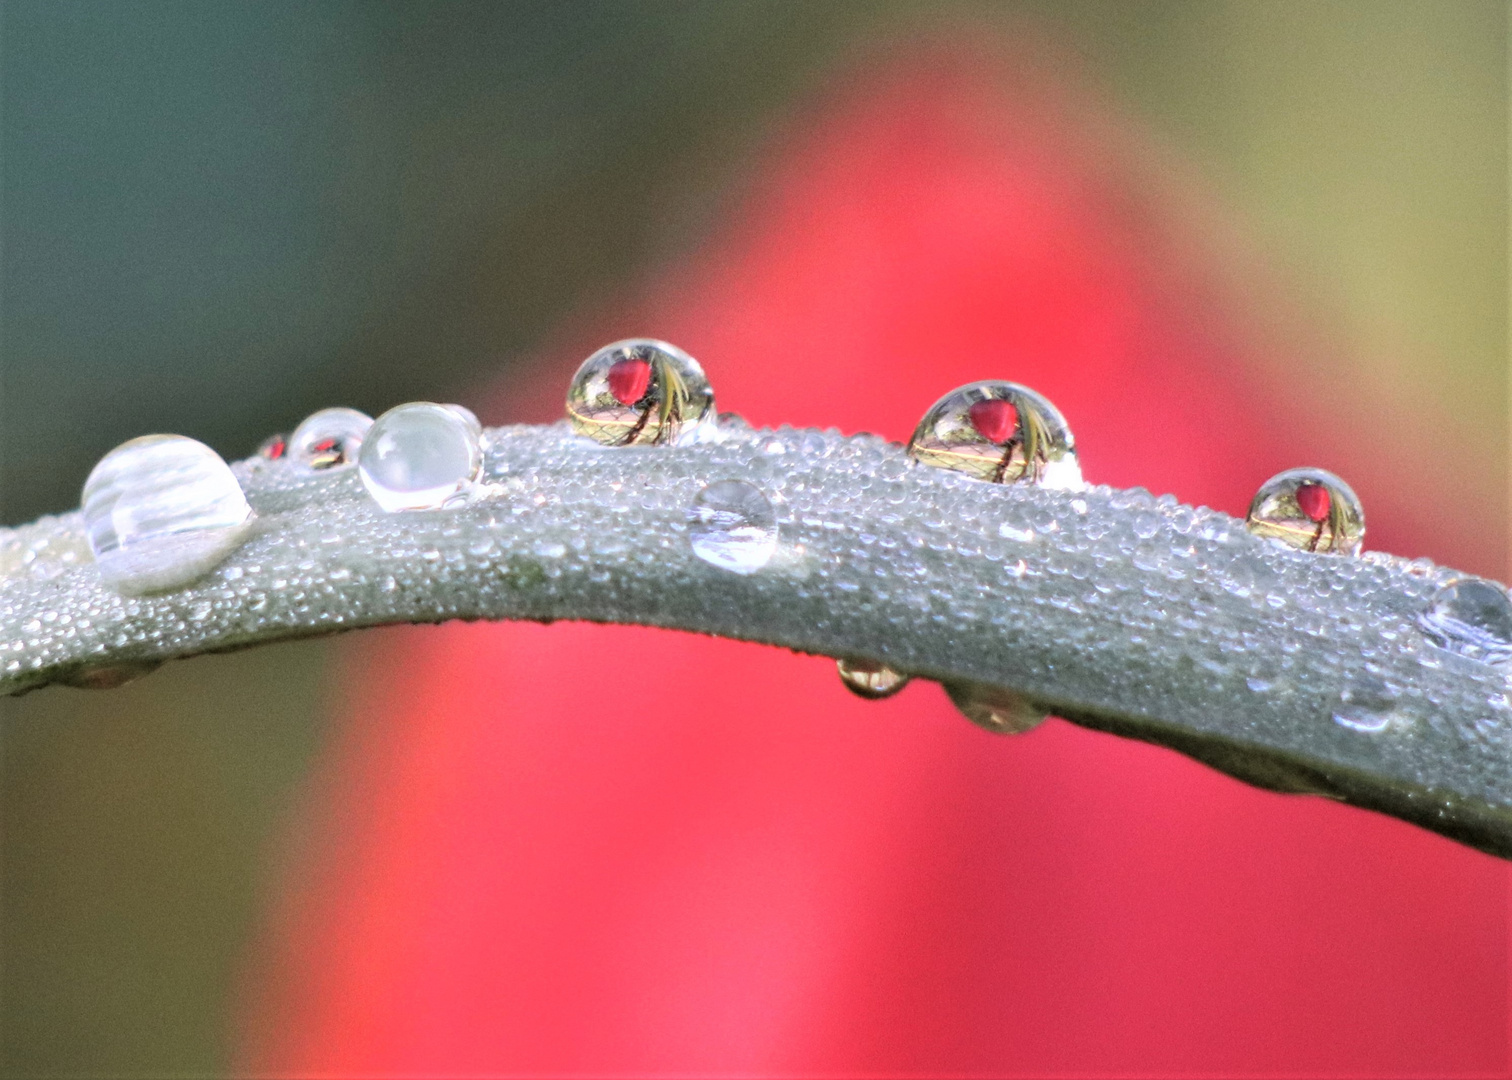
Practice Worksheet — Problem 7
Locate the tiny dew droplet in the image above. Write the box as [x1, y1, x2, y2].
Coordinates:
[566, 339, 715, 446]
[687, 479, 777, 574]
[289, 407, 373, 471]
[256, 433, 287, 460]
[1245, 467, 1363, 555]
[837, 658, 910, 700]
[358, 402, 483, 512]
[1332, 676, 1398, 733]
[944, 680, 1049, 734]
[907, 381, 1081, 488]
[82, 435, 253, 594]
[1417, 577, 1512, 664]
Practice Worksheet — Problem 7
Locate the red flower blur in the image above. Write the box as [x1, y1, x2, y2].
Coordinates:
[240, 44, 1509, 1077]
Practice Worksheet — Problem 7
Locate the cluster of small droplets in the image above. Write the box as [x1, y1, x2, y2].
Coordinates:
[836, 658, 910, 699]
[1245, 467, 1364, 556]
[565, 339, 716, 447]
[905, 381, 1082, 490]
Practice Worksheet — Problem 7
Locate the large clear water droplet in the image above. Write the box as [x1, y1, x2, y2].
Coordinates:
[1332, 676, 1398, 733]
[289, 407, 373, 472]
[837, 658, 910, 699]
[907, 381, 1081, 488]
[687, 479, 777, 574]
[1418, 578, 1512, 664]
[1245, 467, 1363, 555]
[567, 339, 715, 446]
[82, 435, 253, 593]
[358, 402, 483, 512]
[944, 680, 1049, 734]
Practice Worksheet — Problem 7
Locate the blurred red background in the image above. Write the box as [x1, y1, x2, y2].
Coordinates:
[235, 44, 1509, 1077]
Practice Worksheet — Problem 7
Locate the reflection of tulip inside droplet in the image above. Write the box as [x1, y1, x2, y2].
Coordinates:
[607, 357, 653, 406]
[967, 398, 1018, 444]
[1295, 482, 1331, 523]
[566, 339, 716, 447]
[908, 380, 1080, 488]
[82, 434, 254, 594]
[1245, 467, 1363, 555]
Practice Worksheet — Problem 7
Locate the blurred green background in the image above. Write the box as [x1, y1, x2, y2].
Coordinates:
[1, 2, 1505, 1075]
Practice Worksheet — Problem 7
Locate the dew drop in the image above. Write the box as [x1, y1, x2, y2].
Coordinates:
[59, 659, 163, 690]
[358, 402, 483, 512]
[1332, 676, 1398, 733]
[289, 407, 373, 472]
[1417, 577, 1512, 664]
[687, 479, 777, 574]
[907, 381, 1080, 488]
[567, 339, 715, 446]
[837, 658, 910, 699]
[82, 435, 253, 594]
[1245, 467, 1363, 555]
[256, 433, 287, 460]
[944, 680, 1049, 734]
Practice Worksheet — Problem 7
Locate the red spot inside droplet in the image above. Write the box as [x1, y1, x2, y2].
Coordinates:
[1296, 482, 1331, 523]
[607, 357, 653, 406]
[262, 438, 286, 460]
[967, 398, 1018, 444]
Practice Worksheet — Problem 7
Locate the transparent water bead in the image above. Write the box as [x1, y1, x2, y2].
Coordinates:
[1418, 578, 1512, 664]
[837, 658, 910, 700]
[358, 402, 483, 512]
[289, 407, 373, 472]
[907, 381, 1081, 488]
[1332, 676, 1398, 733]
[687, 479, 777, 574]
[566, 339, 715, 447]
[1245, 467, 1363, 555]
[257, 433, 287, 460]
[82, 434, 254, 594]
[944, 680, 1049, 734]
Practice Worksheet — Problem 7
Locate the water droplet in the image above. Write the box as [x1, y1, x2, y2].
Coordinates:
[907, 381, 1080, 488]
[1417, 577, 1512, 664]
[358, 402, 483, 512]
[567, 339, 715, 446]
[289, 407, 373, 471]
[256, 433, 287, 460]
[1245, 467, 1363, 554]
[446, 404, 483, 436]
[82, 434, 254, 595]
[1332, 676, 1398, 733]
[837, 658, 910, 699]
[58, 659, 163, 690]
[944, 680, 1049, 734]
[687, 479, 777, 574]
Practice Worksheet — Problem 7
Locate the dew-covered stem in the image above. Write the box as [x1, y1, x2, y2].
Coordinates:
[3, 420, 1511, 859]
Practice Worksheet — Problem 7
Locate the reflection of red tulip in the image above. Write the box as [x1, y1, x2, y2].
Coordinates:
[607, 356, 652, 406]
[967, 397, 1018, 444]
[240, 43, 1507, 1077]
[1296, 481, 1332, 524]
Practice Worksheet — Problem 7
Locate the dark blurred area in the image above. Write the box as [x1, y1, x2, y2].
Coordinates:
[1, 2, 1505, 1075]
